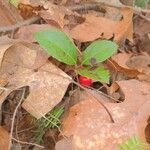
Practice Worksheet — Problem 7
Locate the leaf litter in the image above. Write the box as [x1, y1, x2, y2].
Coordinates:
[0, 0, 150, 149]
[58, 80, 150, 149]
[0, 43, 71, 118]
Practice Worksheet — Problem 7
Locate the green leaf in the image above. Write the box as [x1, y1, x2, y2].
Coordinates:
[34, 29, 77, 65]
[135, 0, 149, 7]
[76, 65, 110, 83]
[9, 0, 19, 7]
[118, 136, 147, 150]
[81, 40, 118, 65]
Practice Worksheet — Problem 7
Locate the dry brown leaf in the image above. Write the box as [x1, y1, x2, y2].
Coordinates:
[134, 17, 150, 55]
[0, 44, 13, 67]
[109, 82, 119, 94]
[70, 8, 133, 43]
[59, 80, 150, 149]
[106, 52, 142, 78]
[126, 53, 150, 82]
[126, 53, 150, 71]
[0, 126, 9, 150]
[112, 52, 133, 68]
[16, 24, 56, 43]
[0, 43, 71, 118]
[0, 1, 22, 26]
[38, 1, 66, 28]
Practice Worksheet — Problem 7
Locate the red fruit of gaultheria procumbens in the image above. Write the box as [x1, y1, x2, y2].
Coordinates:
[79, 76, 93, 86]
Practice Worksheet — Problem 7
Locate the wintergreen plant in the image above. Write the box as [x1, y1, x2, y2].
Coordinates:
[34, 28, 118, 84]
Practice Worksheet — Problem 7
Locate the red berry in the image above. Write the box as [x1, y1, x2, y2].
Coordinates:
[79, 76, 93, 87]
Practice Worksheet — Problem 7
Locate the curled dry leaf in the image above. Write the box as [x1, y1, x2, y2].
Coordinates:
[126, 53, 150, 82]
[0, 126, 9, 150]
[70, 8, 133, 43]
[58, 80, 150, 150]
[0, 40, 16, 110]
[107, 52, 142, 78]
[0, 43, 71, 118]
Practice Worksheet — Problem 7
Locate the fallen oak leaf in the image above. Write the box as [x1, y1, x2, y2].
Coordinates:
[0, 43, 71, 119]
[70, 8, 133, 43]
[106, 54, 142, 78]
[16, 24, 57, 43]
[58, 80, 150, 149]
[126, 53, 150, 82]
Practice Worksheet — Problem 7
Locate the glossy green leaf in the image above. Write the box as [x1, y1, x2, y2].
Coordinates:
[135, 0, 149, 7]
[76, 65, 110, 83]
[81, 40, 118, 65]
[34, 29, 77, 65]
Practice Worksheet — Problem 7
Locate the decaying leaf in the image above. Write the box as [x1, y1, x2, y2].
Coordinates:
[58, 80, 150, 149]
[0, 126, 9, 150]
[0, 43, 71, 118]
[106, 53, 142, 78]
[16, 24, 56, 43]
[126, 54, 150, 82]
[109, 52, 150, 81]
[70, 8, 133, 43]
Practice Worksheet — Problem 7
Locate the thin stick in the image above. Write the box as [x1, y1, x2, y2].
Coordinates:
[8, 88, 26, 150]
[69, 2, 150, 13]
[89, 86, 120, 102]
[135, 12, 150, 22]
[0, 16, 40, 32]
[12, 137, 44, 149]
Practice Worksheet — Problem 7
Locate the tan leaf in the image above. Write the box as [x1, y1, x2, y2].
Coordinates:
[16, 24, 56, 43]
[0, 1, 22, 26]
[126, 53, 150, 82]
[109, 82, 119, 94]
[0, 43, 71, 118]
[0, 127, 9, 150]
[106, 53, 142, 78]
[60, 80, 150, 149]
[70, 8, 133, 43]
[39, 1, 66, 28]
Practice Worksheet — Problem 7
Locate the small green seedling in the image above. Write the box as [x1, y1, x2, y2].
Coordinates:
[118, 136, 148, 150]
[135, 0, 149, 8]
[34, 28, 118, 84]
[33, 107, 64, 144]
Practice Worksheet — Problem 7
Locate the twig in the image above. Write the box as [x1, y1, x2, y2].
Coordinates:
[88, 86, 120, 102]
[0, 16, 40, 32]
[8, 88, 26, 150]
[69, 2, 150, 13]
[135, 12, 150, 22]
[69, 2, 150, 22]
[12, 137, 44, 149]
